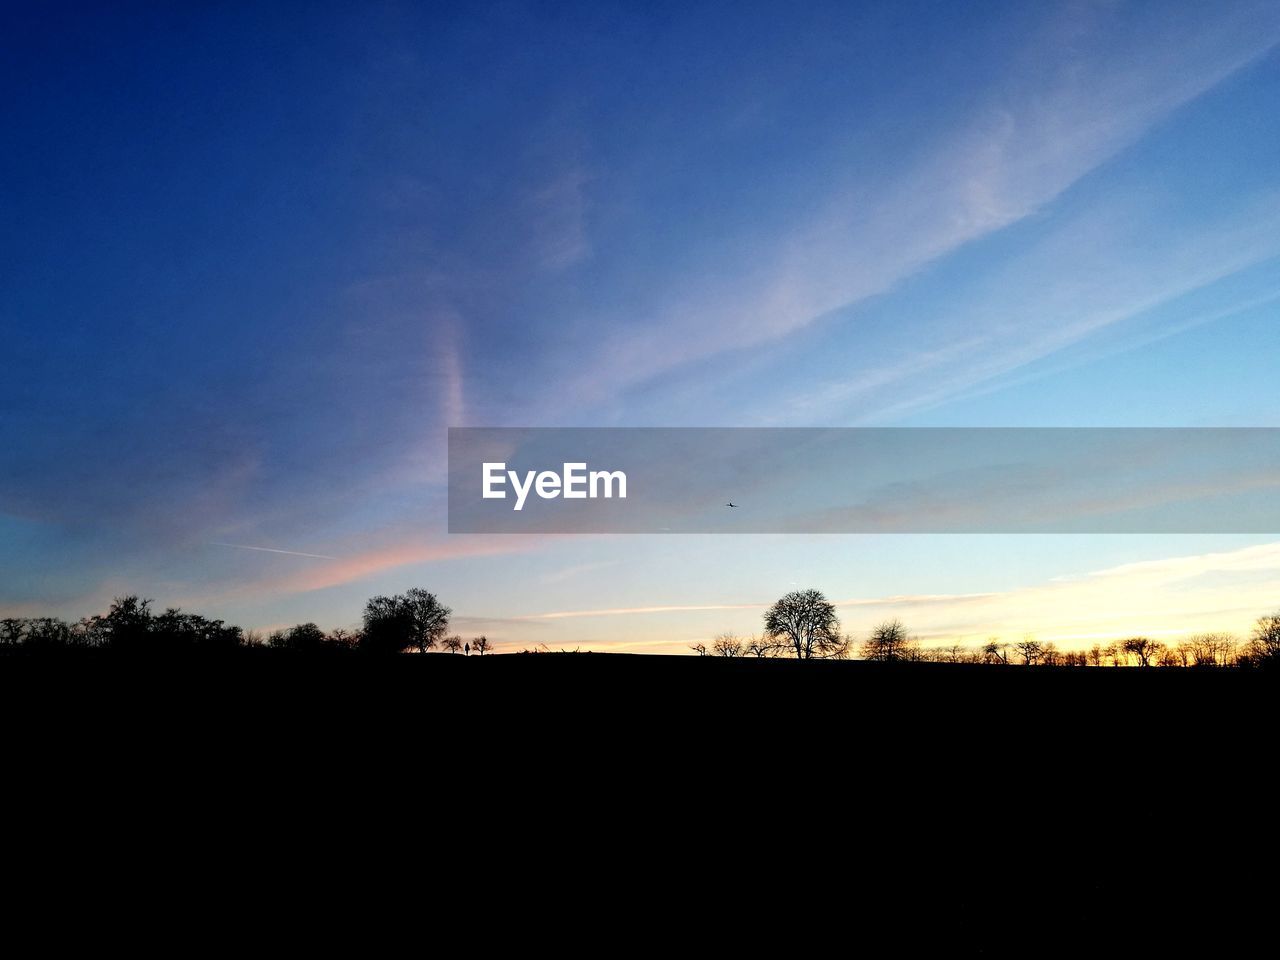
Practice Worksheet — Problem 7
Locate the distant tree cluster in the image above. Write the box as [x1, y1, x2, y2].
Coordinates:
[0, 588, 498, 657]
[362, 587, 451, 654]
[0, 596, 243, 653]
[691, 589, 1280, 669]
[884, 623, 1279, 668]
[266, 622, 350, 652]
[852, 626, 1280, 668]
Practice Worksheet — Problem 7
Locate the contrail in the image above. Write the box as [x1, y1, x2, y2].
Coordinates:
[210, 542, 337, 560]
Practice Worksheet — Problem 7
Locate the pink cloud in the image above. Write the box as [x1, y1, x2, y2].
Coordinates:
[262, 536, 534, 595]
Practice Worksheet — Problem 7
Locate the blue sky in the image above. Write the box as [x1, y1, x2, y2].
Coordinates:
[3, 1, 1279, 650]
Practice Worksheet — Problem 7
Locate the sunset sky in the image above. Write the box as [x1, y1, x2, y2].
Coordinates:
[3, 1, 1280, 652]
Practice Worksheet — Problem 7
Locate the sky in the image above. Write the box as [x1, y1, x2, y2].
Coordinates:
[2, 1, 1280, 652]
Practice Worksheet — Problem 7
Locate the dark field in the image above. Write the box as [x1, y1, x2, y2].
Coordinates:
[4, 648, 1269, 748]
[5, 649, 1272, 955]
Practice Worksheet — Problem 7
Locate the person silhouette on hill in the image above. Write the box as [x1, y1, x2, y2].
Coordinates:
[464, 642, 470, 656]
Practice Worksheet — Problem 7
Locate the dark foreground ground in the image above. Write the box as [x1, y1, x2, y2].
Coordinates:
[4, 651, 1273, 954]
[4, 647, 1270, 750]
[3, 647, 1270, 724]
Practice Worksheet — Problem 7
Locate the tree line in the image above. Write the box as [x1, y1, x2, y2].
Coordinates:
[0, 588, 489, 656]
[2, 585, 1278, 668]
[691, 589, 1280, 669]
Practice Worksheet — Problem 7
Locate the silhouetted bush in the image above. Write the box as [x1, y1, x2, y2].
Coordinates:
[268, 622, 330, 652]
[1, 617, 78, 650]
[97, 596, 155, 652]
[152, 608, 243, 651]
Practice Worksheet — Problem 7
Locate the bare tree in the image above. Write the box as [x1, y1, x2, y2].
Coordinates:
[442, 635, 463, 654]
[744, 634, 781, 658]
[472, 635, 492, 656]
[690, 642, 708, 656]
[1247, 612, 1280, 666]
[712, 633, 744, 657]
[763, 589, 844, 659]
[982, 639, 1009, 665]
[328, 627, 358, 650]
[1015, 637, 1043, 666]
[861, 619, 914, 662]
[1122, 636, 1160, 667]
[1217, 634, 1238, 667]
[1184, 632, 1236, 667]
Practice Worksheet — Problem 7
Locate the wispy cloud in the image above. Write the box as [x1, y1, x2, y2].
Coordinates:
[823, 196, 1280, 423]
[210, 542, 338, 561]
[503, 542, 1280, 652]
[844, 542, 1280, 646]
[520, 601, 763, 620]
[551, 4, 1280, 418]
[525, 166, 592, 272]
[539, 559, 620, 584]
[519, 592, 995, 621]
[260, 537, 531, 595]
[921, 542, 1280, 645]
[180, 535, 539, 610]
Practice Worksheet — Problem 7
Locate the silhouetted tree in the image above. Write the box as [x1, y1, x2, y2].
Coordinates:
[152, 607, 242, 650]
[360, 588, 451, 654]
[862, 619, 913, 662]
[3, 617, 77, 650]
[1246, 612, 1280, 667]
[1180, 632, 1236, 667]
[764, 589, 845, 659]
[1015, 637, 1044, 666]
[744, 634, 782, 658]
[982, 639, 1009, 665]
[268, 622, 328, 652]
[1122, 636, 1160, 667]
[98, 595, 154, 651]
[473, 635, 492, 656]
[0, 619, 22, 647]
[442, 635, 463, 654]
[690, 642, 708, 656]
[328, 628, 358, 650]
[712, 633, 744, 657]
